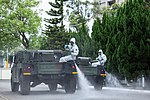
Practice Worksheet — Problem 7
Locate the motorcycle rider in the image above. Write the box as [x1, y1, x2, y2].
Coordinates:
[92, 49, 107, 67]
[59, 38, 79, 62]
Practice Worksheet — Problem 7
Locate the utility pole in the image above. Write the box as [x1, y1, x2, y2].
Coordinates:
[142, 74, 145, 88]
[6, 48, 8, 69]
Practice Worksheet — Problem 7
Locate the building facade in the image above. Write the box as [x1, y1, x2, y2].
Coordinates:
[94, 0, 125, 6]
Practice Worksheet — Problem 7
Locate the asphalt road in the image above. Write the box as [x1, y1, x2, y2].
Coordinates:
[0, 80, 150, 100]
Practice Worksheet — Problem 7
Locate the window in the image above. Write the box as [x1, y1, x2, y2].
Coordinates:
[108, 0, 115, 6]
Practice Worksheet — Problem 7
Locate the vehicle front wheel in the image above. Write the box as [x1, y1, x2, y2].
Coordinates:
[11, 76, 19, 92]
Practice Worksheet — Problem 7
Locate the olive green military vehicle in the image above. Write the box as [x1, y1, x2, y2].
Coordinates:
[10, 50, 106, 95]
[77, 57, 106, 90]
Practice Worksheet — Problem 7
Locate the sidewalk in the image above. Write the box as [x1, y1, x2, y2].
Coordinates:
[0, 68, 11, 80]
[119, 80, 150, 91]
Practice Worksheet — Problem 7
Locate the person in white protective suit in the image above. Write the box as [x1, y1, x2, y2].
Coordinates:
[92, 49, 107, 67]
[59, 38, 79, 62]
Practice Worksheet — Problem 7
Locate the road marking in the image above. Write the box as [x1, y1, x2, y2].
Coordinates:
[0, 95, 9, 100]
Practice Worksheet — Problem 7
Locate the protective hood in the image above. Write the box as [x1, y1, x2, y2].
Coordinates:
[70, 38, 76, 43]
[98, 49, 103, 54]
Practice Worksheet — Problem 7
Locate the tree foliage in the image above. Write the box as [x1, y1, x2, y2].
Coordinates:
[65, 0, 93, 32]
[0, 0, 41, 50]
[62, 0, 95, 58]
[91, 0, 150, 80]
[42, 0, 69, 50]
[70, 23, 95, 58]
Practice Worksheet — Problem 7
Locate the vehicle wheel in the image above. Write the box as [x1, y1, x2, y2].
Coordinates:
[48, 83, 57, 91]
[20, 73, 30, 95]
[64, 75, 76, 93]
[11, 76, 19, 92]
[94, 76, 104, 90]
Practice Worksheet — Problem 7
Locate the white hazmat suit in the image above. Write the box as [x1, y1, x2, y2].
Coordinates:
[92, 49, 107, 67]
[59, 38, 79, 62]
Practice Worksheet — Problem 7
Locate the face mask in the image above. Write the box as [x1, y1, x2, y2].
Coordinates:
[69, 41, 74, 46]
[98, 52, 102, 55]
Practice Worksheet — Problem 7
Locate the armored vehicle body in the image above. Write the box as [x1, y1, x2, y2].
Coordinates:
[10, 50, 106, 95]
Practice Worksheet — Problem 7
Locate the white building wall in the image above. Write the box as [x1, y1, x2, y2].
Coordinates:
[117, 0, 125, 4]
[94, 0, 125, 6]
[0, 68, 11, 79]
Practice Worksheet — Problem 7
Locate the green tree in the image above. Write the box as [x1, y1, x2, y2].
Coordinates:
[0, 0, 41, 49]
[66, 0, 93, 32]
[64, 0, 96, 58]
[92, 0, 150, 80]
[0, 0, 41, 50]
[9, 0, 41, 49]
[0, 0, 20, 50]
[29, 34, 43, 50]
[42, 0, 69, 50]
[70, 23, 95, 58]
[91, 18, 102, 55]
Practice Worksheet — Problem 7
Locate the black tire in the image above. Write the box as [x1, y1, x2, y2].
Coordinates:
[20, 73, 30, 95]
[11, 76, 19, 92]
[94, 76, 104, 90]
[64, 75, 76, 93]
[48, 83, 57, 91]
